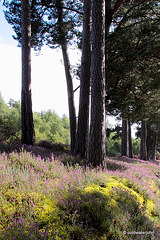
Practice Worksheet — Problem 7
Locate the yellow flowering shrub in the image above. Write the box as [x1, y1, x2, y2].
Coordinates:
[85, 177, 144, 210]
[0, 190, 58, 230]
[33, 194, 57, 223]
[149, 180, 160, 195]
[146, 199, 155, 217]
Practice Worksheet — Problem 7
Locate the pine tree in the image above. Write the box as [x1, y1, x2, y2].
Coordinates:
[140, 120, 147, 160]
[88, 0, 106, 166]
[121, 118, 129, 157]
[56, 0, 76, 152]
[21, 0, 35, 145]
[74, 0, 91, 158]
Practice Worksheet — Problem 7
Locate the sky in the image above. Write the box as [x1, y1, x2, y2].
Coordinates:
[0, 3, 80, 117]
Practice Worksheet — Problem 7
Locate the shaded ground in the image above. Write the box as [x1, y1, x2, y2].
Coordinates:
[0, 141, 87, 166]
[0, 141, 69, 157]
[0, 141, 160, 169]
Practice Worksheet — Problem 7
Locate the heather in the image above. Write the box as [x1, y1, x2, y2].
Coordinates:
[0, 147, 160, 239]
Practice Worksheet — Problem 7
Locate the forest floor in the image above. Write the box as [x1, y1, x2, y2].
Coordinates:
[0, 142, 160, 239]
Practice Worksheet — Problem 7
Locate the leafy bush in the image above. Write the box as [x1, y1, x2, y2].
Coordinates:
[106, 132, 121, 156]
[35, 110, 70, 144]
[0, 95, 21, 143]
[132, 138, 141, 155]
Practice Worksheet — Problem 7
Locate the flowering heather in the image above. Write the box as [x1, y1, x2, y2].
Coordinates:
[0, 148, 160, 239]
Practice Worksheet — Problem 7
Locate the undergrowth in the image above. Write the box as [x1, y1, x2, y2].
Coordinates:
[0, 149, 160, 239]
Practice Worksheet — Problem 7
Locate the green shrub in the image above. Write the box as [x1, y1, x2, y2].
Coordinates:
[132, 138, 141, 155]
[0, 96, 21, 142]
[106, 132, 121, 156]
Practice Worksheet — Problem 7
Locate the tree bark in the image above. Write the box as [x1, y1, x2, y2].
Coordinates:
[61, 44, 76, 152]
[121, 118, 129, 157]
[88, 0, 106, 166]
[140, 120, 147, 160]
[21, 0, 35, 145]
[74, 0, 91, 158]
[147, 123, 151, 159]
[128, 119, 133, 158]
[151, 130, 157, 161]
[57, 0, 76, 152]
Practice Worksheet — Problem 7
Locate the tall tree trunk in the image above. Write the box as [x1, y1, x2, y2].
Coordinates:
[74, 0, 91, 158]
[88, 0, 106, 166]
[61, 44, 76, 152]
[147, 123, 151, 159]
[21, 0, 35, 145]
[121, 118, 129, 156]
[140, 120, 147, 160]
[57, 0, 76, 152]
[151, 129, 158, 161]
[105, 0, 112, 153]
[128, 119, 133, 158]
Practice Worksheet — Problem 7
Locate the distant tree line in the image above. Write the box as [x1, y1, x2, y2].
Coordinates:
[0, 94, 70, 144]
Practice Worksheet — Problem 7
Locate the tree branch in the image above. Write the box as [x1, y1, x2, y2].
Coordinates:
[74, 85, 80, 92]
[112, 0, 124, 17]
[1, 0, 6, 5]
[115, 0, 147, 30]
[48, 3, 83, 15]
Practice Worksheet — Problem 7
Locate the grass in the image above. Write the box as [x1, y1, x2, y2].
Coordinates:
[0, 145, 160, 239]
